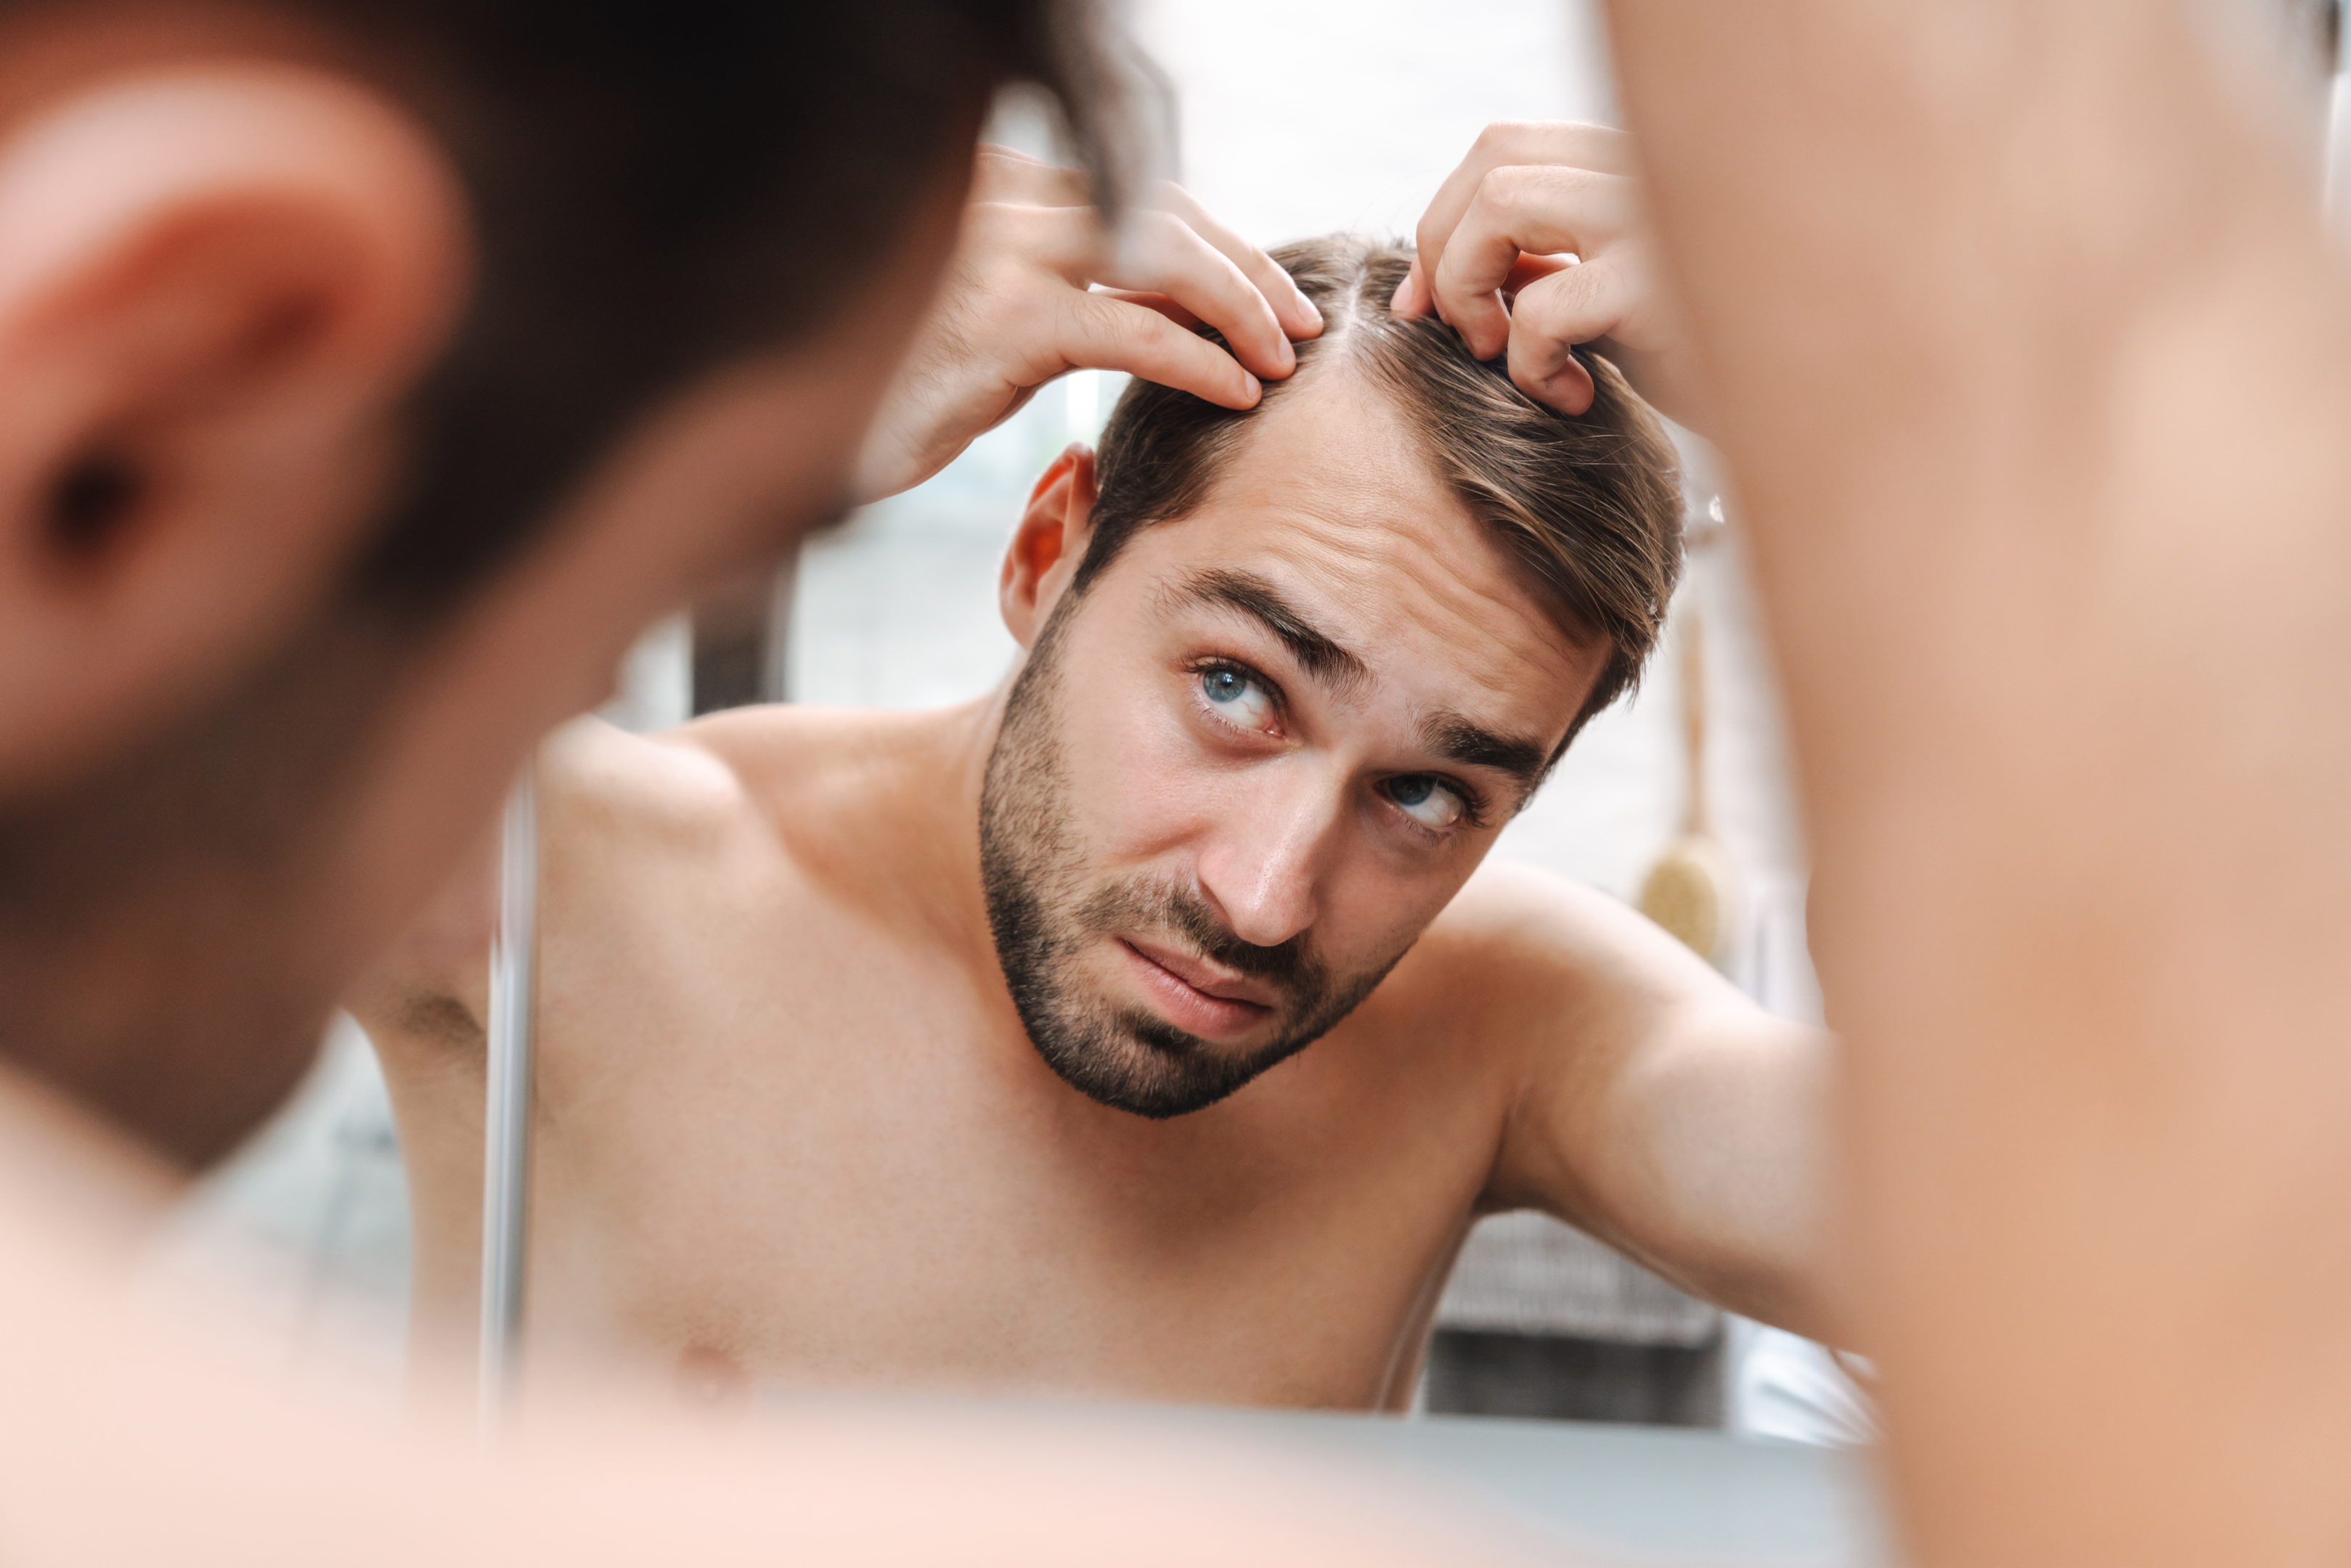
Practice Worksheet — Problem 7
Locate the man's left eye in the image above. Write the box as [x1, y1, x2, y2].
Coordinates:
[1386, 775, 1466, 830]
[1199, 666, 1277, 732]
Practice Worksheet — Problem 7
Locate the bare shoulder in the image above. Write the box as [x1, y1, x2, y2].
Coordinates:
[1398, 859, 1744, 1032]
[346, 716, 764, 1055]
[537, 703, 920, 860]
[659, 701, 982, 902]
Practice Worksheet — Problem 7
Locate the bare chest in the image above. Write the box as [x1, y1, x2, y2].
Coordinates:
[514, 886, 1500, 1408]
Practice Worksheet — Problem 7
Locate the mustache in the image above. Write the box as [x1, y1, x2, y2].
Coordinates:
[1077, 875, 1320, 989]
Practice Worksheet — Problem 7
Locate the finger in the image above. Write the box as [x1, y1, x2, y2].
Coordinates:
[1401, 120, 1631, 320]
[971, 144, 1095, 207]
[1501, 256, 1654, 416]
[1502, 253, 1573, 296]
[967, 200, 1112, 282]
[1096, 288, 1202, 330]
[1104, 208, 1297, 380]
[1146, 181, 1321, 338]
[1404, 252, 1569, 320]
[1430, 164, 1634, 359]
[1059, 291, 1262, 408]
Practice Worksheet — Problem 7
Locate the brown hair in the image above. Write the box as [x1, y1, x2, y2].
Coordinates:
[1080, 234, 1682, 750]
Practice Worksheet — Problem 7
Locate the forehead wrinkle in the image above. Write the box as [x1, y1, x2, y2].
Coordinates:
[1215, 375, 1581, 664]
[1145, 370, 1602, 738]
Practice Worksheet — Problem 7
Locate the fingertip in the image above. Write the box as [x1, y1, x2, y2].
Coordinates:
[1526, 362, 1597, 417]
[1234, 337, 1293, 383]
[1389, 269, 1420, 319]
[1290, 289, 1324, 337]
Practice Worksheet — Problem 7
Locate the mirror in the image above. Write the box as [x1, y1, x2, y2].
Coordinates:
[162, 0, 1866, 1454]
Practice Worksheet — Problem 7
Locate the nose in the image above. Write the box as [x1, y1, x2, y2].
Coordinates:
[1192, 763, 1342, 950]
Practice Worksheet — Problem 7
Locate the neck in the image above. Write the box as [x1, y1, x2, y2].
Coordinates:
[895, 681, 1016, 970]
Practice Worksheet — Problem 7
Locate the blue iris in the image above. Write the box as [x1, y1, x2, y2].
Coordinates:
[1390, 775, 1435, 807]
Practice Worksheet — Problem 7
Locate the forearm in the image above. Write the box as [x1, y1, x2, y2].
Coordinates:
[1605, 4, 2351, 1564]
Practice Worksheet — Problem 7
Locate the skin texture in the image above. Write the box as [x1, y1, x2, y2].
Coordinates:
[359, 366, 1837, 1402]
[1395, 7, 2351, 1567]
[1608, 8, 2351, 1562]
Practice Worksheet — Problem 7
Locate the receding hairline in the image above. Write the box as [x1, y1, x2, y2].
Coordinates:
[1166, 354, 1621, 660]
[1081, 232, 1681, 750]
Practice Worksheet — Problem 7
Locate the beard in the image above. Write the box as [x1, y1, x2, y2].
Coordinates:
[977, 599, 1405, 1119]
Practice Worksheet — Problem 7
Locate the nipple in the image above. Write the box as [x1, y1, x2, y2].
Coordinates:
[673, 1343, 752, 1416]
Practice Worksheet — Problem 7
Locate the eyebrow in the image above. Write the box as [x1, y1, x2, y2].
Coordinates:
[1419, 712, 1551, 791]
[1170, 566, 1554, 794]
[1174, 568, 1369, 694]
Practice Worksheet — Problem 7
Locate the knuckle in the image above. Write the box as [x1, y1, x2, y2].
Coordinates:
[1507, 279, 1576, 337]
[1474, 165, 1528, 219]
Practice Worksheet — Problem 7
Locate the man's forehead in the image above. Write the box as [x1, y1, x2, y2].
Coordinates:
[1130, 370, 1602, 709]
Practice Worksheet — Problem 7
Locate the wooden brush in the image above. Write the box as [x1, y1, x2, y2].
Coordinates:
[1639, 591, 1739, 966]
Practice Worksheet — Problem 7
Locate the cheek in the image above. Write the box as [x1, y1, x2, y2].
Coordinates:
[1057, 666, 1219, 859]
[1313, 845, 1481, 972]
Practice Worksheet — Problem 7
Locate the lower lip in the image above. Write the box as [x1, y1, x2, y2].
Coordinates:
[1116, 941, 1272, 1040]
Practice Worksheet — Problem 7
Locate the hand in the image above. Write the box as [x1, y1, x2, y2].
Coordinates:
[855, 147, 1323, 502]
[1393, 122, 1707, 430]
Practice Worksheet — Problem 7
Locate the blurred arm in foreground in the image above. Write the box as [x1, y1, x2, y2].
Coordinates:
[1594, 5, 2351, 1566]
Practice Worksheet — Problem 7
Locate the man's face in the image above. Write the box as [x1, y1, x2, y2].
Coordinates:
[981, 375, 1607, 1117]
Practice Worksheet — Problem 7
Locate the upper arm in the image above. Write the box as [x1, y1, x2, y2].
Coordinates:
[1454, 862, 1838, 1337]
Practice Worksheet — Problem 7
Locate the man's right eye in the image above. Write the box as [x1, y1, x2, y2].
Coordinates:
[1198, 664, 1278, 734]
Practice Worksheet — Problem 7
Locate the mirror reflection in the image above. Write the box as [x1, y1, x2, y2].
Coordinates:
[161, 0, 1867, 1458]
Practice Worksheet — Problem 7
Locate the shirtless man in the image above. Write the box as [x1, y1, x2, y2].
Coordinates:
[361, 205, 1839, 1405]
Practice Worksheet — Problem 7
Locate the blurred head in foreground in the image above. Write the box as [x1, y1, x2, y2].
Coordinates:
[983, 235, 1681, 1119]
[0, 0, 1114, 1165]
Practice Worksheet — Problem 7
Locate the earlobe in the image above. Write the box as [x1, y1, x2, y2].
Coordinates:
[999, 442, 1097, 650]
[0, 62, 470, 795]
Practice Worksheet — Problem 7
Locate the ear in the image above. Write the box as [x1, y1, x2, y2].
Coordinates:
[998, 441, 1099, 650]
[0, 62, 469, 796]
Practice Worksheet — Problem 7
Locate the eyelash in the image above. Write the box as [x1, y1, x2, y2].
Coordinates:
[1181, 656, 1489, 833]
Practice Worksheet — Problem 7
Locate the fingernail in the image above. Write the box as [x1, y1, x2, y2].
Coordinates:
[1244, 372, 1263, 401]
[1292, 290, 1322, 331]
[1389, 274, 1414, 314]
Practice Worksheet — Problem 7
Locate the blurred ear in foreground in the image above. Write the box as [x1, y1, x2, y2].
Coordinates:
[0, 61, 468, 799]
